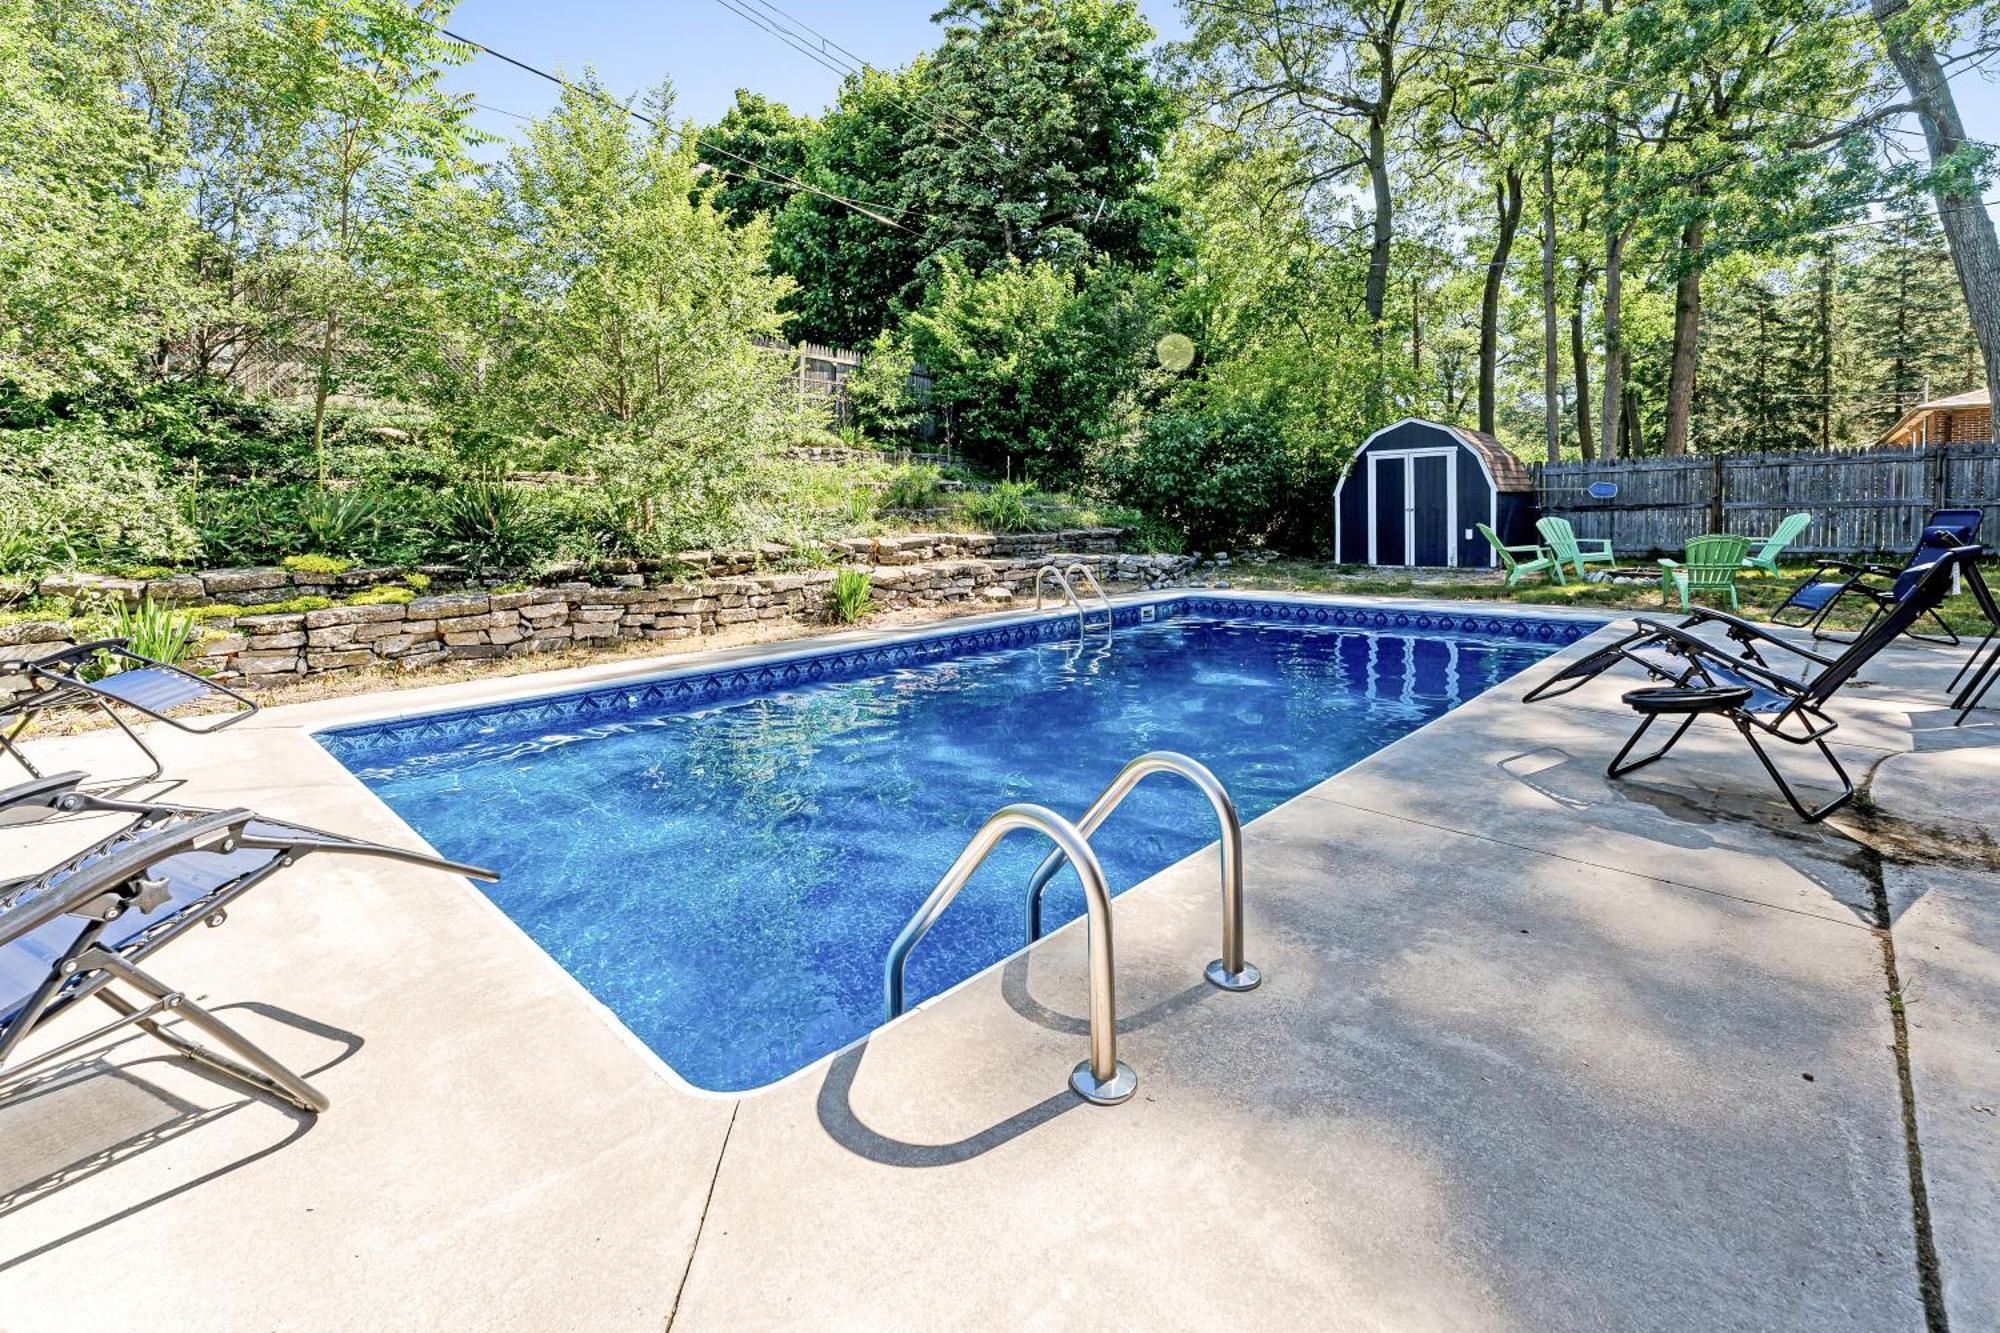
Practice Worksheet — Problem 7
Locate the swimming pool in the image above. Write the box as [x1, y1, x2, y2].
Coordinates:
[317, 595, 1595, 1092]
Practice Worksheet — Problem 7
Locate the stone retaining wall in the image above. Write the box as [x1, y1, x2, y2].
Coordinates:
[3, 530, 1193, 686]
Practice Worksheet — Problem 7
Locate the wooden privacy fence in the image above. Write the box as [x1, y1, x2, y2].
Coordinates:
[1533, 443, 2000, 556]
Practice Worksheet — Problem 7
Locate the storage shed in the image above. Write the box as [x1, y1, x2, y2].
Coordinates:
[1332, 418, 1537, 568]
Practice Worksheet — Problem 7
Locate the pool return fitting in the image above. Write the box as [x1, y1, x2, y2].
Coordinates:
[881, 752, 1260, 1107]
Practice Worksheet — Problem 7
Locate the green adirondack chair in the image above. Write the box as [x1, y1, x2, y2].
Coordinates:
[1476, 523, 1564, 587]
[1535, 516, 1617, 581]
[1659, 533, 1751, 610]
[1742, 511, 1812, 576]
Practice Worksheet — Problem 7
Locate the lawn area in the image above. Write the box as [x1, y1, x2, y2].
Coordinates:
[1224, 558, 1999, 639]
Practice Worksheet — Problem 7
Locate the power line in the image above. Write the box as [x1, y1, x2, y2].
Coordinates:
[434, 23, 917, 231]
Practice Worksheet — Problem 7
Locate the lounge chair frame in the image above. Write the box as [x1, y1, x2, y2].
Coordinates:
[1525, 545, 1983, 820]
[1, 638, 258, 782]
[1770, 508, 1981, 646]
[0, 773, 495, 1112]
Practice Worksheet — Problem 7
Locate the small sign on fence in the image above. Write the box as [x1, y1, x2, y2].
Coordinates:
[1587, 482, 1619, 500]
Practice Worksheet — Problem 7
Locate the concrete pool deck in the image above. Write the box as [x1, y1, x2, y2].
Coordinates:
[1, 593, 1994, 1330]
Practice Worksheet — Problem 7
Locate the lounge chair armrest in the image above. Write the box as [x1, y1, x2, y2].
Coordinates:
[1577, 538, 1615, 554]
[235, 819, 499, 882]
[0, 771, 88, 814]
[1657, 558, 1681, 570]
[1502, 544, 1548, 557]
[1673, 607, 1839, 665]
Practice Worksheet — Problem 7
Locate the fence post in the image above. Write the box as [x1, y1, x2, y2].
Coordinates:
[1933, 443, 1950, 511]
[1708, 453, 1725, 535]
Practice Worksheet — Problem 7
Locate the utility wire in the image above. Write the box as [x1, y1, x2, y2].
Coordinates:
[434, 23, 917, 230]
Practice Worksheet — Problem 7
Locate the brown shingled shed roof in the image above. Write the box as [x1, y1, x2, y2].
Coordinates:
[1441, 425, 1535, 493]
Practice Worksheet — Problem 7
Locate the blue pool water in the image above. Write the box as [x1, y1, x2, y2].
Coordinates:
[319, 600, 1580, 1091]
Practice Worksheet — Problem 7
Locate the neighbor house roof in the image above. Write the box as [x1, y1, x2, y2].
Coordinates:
[1443, 425, 1535, 493]
[1879, 387, 1989, 446]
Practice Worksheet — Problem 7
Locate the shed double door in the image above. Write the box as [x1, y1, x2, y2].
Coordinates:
[1370, 450, 1455, 566]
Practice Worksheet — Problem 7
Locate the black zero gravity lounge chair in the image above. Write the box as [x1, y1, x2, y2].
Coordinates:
[1770, 507, 1982, 644]
[0, 772, 496, 1112]
[0, 638, 258, 782]
[1523, 544, 1984, 822]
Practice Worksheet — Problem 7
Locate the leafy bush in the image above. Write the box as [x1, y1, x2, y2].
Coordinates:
[962, 481, 1044, 533]
[0, 420, 200, 569]
[282, 553, 354, 576]
[1106, 408, 1289, 551]
[904, 258, 1152, 484]
[846, 332, 925, 440]
[878, 464, 943, 512]
[830, 568, 874, 623]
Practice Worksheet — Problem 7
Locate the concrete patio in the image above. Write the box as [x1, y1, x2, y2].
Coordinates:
[1, 595, 1993, 1331]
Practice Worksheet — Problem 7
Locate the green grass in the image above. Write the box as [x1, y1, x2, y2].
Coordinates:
[1223, 560, 1996, 637]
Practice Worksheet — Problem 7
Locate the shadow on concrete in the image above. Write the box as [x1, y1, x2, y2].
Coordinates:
[814, 1040, 1079, 1167]
[999, 954, 1215, 1038]
[0, 1002, 359, 1273]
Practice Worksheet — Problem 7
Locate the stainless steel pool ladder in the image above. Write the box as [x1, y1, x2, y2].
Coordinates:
[881, 753, 1261, 1107]
[1024, 751, 1261, 994]
[1033, 564, 1111, 639]
[1063, 562, 1114, 633]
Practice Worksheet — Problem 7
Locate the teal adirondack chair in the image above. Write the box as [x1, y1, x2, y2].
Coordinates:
[1477, 523, 1564, 587]
[1535, 516, 1617, 581]
[1659, 534, 1751, 611]
[1742, 511, 1812, 576]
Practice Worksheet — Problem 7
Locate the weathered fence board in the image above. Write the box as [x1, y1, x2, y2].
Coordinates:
[1534, 442, 2000, 555]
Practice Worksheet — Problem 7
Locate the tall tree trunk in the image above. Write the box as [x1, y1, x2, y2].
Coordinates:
[1479, 167, 1524, 436]
[1410, 274, 1423, 375]
[1662, 212, 1704, 455]
[1816, 244, 1833, 449]
[1571, 265, 1596, 460]
[1872, 0, 2000, 443]
[1621, 350, 1642, 456]
[1365, 111, 1394, 420]
[1601, 225, 1628, 461]
[1541, 151, 1562, 463]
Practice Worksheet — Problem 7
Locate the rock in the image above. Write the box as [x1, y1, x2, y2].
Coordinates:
[303, 603, 407, 629]
[199, 567, 289, 597]
[143, 575, 207, 604]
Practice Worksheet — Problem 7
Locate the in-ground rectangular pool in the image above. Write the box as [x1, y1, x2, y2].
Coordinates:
[316, 596, 1595, 1092]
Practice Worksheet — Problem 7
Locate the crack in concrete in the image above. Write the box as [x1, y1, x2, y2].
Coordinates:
[1848, 754, 1950, 1333]
[663, 1100, 740, 1333]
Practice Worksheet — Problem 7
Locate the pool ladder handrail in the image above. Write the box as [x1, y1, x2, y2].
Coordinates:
[1024, 751, 1261, 994]
[883, 803, 1136, 1105]
[1033, 565, 1089, 639]
[1063, 562, 1114, 633]
[882, 755, 1263, 1108]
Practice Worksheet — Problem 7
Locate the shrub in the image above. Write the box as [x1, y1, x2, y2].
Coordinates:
[962, 481, 1043, 533]
[283, 554, 355, 576]
[107, 599, 199, 667]
[846, 332, 925, 440]
[0, 420, 200, 569]
[297, 489, 386, 558]
[438, 480, 546, 577]
[404, 571, 432, 592]
[830, 568, 874, 623]
[878, 465, 943, 512]
[1107, 408, 1289, 551]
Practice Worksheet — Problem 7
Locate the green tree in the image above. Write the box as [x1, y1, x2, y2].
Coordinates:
[0, 0, 196, 403]
[903, 256, 1152, 482]
[774, 0, 1178, 344]
[1847, 203, 1982, 431]
[697, 89, 814, 224]
[372, 76, 805, 551]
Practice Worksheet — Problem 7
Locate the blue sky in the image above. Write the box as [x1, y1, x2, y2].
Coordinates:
[439, 0, 2000, 183]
